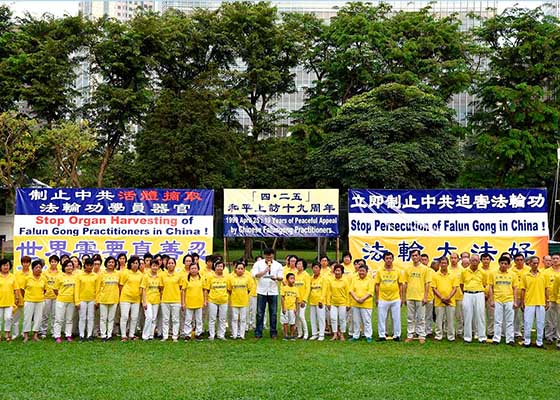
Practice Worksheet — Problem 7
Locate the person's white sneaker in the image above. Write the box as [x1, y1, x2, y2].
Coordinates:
[309, 335, 318, 341]
[318, 337, 324, 341]
[303, 335, 309, 340]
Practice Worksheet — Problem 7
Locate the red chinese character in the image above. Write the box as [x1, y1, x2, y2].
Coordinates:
[162, 191, 181, 202]
[184, 191, 202, 201]
[118, 190, 136, 201]
[140, 190, 159, 201]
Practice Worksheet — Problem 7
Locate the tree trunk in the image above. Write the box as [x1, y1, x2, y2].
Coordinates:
[319, 237, 328, 258]
[97, 145, 112, 187]
[243, 238, 253, 261]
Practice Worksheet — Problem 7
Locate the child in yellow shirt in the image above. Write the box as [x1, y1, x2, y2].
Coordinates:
[281, 273, 300, 340]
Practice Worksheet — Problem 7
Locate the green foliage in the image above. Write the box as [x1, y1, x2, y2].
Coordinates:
[0, 112, 40, 200]
[467, 7, 560, 187]
[309, 83, 463, 189]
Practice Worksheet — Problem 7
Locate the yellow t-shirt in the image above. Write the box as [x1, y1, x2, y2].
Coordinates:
[404, 264, 431, 301]
[184, 275, 204, 309]
[281, 285, 299, 311]
[294, 271, 311, 304]
[326, 278, 349, 307]
[521, 271, 547, 306]
[512, 265, 531, 291]
[308, 275, 327, 306]
[553, 275, 560, 304]
[544, 268, 560, 302]
[449, 267, 464, 301]
[426, 269, 436, 301]
[374, 268, 402, 302]
[204, 274, 230, 305]
[490, 270, 516, 304]
[119, 270, 143, 303]
[24, 275, 47, 302]
[140, 274, 162, 305]
[320, 267, 332, 280]
[349, 276, 375, 308]
[76, 272, 98, 303]
[43, 269, 60, 300]
[431, 271, 459, 307]
[14, 270, 31, 306]
[247, 270, 257, 297]
[160, 272, 185, 304]
[229, 275, 254, 308]
[0, 273, 19, 307]
[460, 268, 487, 292]
[54, 274, 77, 303]
[96, 271, 120, 305]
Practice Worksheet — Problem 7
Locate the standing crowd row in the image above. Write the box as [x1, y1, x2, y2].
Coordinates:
[0, 248, 558, 349]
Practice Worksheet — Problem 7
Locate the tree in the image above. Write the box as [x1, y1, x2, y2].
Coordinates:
[219, 1, 301, 140]
[308, 83, 463, 189]
[131, 89, 240, 189]
[466, 7, 560, 187]
[295, 3, 473, 126]
[39, 121, 97, 187]
[87, 16, 155, 187]
[0, 112, 40, 204]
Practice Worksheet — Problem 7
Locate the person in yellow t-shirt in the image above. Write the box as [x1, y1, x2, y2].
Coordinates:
[512, 253, 530, 338]
[294, 258, 311, 340]
[183, 262, 204, 341]
[39, 255, 61, 339]
[97, 256, 119, 341]
[12, 256, 32, 340]
[349, 264, 374, 342]
[520, 256, 549, 348]
[0, 258, 19, 341]
[22, 260, 47, 342]
[448, 252, 464, 337]
[204, 260, 231, 340]
[53, 260, 77, 342]
[404, 250, 431, 343]
[281, 273, 300, 340]
[283, 255, 298, 284]
[308, 262, 327, 341]
[488, 256, 517, 345]
[141, 260, 162, 341]
[544, 253, 560, 344]
[159, 257, 185, 342]
[375, 252, 403, 341]
[480, 253, 496, 338]
[119, 255, 143, 341]
[425, 260, 438, 337]
[229, 261, 255, 340]
[76, 258, 98, 341]
[460, 253, 488, 343]
[326, 264, 349, 341]
[431, 257, 458, 342]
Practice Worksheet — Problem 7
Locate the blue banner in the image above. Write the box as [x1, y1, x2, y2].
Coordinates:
[16, 188, 213, 216]
[348, 189, 547, 214]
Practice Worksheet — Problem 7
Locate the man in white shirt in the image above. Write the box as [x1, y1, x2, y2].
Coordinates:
[252, 248, 283, 339]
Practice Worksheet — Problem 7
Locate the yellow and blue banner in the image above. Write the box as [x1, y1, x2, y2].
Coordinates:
[348, 188, 549, 267]
[13, 188, 214, 263]
[223, 189, 339, 237]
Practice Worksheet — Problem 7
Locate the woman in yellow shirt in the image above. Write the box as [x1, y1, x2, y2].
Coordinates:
[295, 258, 311, 340]
[204, 260, 231, 340]
[12, 255, 31, 340]
[0, 258, 20, 341]
[326, 264, 350, 341]
[308, 262, 327, 341]
[119, 255, 143, 341]
[76, 258, 97, 341]
[97, 256, 119, 341]
[183, 262, 204, 341]
[229, 261, 255, 340]
[22, 260, 47, 342]
[53, 260, 77, 343]
[141, 260, 162, 340]
[39, 255, 60, 339]
[159, 257, 185, 342]
[349, 264, 375, 342]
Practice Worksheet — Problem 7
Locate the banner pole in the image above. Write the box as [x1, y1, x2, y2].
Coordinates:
[223, 236, 228, 266]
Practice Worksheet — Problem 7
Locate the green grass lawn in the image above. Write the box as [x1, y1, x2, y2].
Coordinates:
[2, 315, 558, 400]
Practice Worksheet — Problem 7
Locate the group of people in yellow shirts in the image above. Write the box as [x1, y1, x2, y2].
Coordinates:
[0, 248, 558, 349]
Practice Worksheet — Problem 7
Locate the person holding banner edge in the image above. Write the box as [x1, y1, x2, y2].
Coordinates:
[252, 248, 283, 339]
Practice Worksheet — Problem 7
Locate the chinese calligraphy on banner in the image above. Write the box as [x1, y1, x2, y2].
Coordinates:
[224, 189, 339, 237]
[14, 188, 214, 262]
[348, 188, 549, 266]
